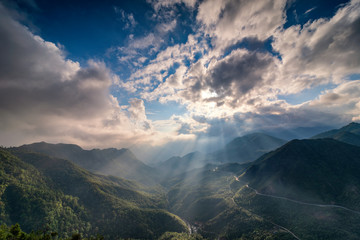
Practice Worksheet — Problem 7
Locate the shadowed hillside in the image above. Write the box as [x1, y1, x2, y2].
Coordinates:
[0, 148, 187, 239]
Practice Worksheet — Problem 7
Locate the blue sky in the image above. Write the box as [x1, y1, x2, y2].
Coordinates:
[0, 0, 360, 161]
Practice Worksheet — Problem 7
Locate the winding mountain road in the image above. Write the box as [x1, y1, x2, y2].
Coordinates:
[245, 184, 360, 215]
[231, 176, 301, 240]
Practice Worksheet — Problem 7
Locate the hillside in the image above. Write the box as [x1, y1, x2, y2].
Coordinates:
[242, 138, 360, 209]
[0, 148, 188, 239]
[312, 122, 360, 146]
[15, 142, 161, 185]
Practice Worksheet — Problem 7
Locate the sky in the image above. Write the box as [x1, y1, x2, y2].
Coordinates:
[0, 0, 360, 162]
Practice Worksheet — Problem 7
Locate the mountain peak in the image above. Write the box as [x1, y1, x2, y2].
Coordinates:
[340, 122, 360, 131]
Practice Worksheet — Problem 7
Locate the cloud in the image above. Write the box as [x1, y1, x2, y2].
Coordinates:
[128, 33, 158, 50]
[117, 0, 360, 143]
[272, 0, 360, 93]
[114, 7, 137, 30]
[0, 3, 163, 149]
[197, 0, 287, 51]
[304, 7, 317, 15]
[128, 98, 152, 130]
[147, 0, 197, 12]
[156, 19, 177, 33]
[2, 0, 359, 162]
[308, 80, 360, 119]
[203, 49, 276, 105]
[120, 33, 208, 98]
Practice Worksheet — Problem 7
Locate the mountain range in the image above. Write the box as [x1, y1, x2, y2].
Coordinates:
[1, 122, 360, 239]
[157, 132, 286, 178]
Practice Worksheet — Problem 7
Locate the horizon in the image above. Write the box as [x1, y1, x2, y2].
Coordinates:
[1, 0, 360, 162]
[5, 121, 358, 163]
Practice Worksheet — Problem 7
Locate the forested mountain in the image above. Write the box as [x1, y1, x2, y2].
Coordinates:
[2, 123, 360, 239]
[163, 138, 360, 239]
[242, 138, 360, 209]
[0, 148, 187, 239]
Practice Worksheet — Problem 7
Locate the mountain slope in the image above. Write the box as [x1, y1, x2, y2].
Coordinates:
[312, 122, 360, 146]
[211, 133, 286, 163]
[242, 138, 360, 209]
[0, 148, 188, 239]
[16, 142, 161, 185]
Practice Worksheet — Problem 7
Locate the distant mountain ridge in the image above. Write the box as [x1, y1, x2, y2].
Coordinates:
[157, 151, 206, 178]
[312, 122, 360, 146]
[157, 133, 287, 178]
[16, 142, 161, 185]
[212, 132, 286, 163]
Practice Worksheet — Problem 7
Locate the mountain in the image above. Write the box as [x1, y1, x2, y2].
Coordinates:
[157, 151, 206, 179]
[211, 133, 286, 163]
[156, 133, 286, 177]
[312, 122, 360, 146]
[242, 138, 360, 209]
[0, 148, 188, 239]
[15, 142, 161, 185]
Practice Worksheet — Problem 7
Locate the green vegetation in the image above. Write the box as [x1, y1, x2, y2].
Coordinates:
[243, 139, 360, 209]
[0, 148, 187, 239]
[0, 223, 104, 240]
[159, 232, 205, 240]
[164, 138, 360, 239]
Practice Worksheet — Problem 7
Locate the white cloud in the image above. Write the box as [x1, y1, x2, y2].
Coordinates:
[147, 0, 197, 12]
[197, 0, 287, 51]
[304, 7, 317, 15]
[307, 80, 360, 118]
[114, 7, 137, 30]
[273, 0, 360, 94]
[157, 19, 177, 33]
[128, 98, 153, 130]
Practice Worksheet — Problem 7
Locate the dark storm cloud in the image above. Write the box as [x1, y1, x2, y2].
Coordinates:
[207, 50, 273, 96]
[183, 49, 276, 106]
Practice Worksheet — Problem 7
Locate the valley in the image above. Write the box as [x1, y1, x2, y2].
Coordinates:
[1, 123, 360, 239]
